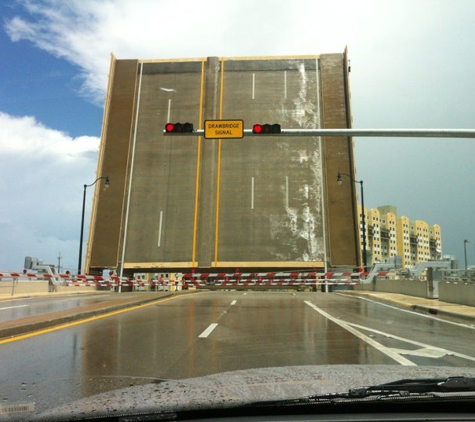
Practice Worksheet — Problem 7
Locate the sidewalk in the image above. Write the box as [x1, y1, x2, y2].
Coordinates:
[0, 290, 201, 340]
[339, 290, 475, 321]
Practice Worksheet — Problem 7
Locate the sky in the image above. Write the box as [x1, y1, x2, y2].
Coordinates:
[1, 0, 475, 272]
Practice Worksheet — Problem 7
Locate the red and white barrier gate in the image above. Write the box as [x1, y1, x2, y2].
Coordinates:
[0, 270, 390, 290]
[180, 271, 383, 287]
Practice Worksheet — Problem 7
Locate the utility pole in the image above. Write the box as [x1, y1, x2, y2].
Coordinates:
[57, 252, 62, 274]
[464, 239, 470, 270]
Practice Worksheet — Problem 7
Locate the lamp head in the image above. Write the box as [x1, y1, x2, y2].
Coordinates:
[104, 177, 110, 189]
[337, 172, 343, 185]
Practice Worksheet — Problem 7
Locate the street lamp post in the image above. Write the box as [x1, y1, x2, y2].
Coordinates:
[337, 171, 367, 272]
[78, 176, 110, 275]
[464, 239, 470, 270]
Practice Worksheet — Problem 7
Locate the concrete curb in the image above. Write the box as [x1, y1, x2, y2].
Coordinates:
[0, 290, 202, 340]
[408, 304, 475, 322]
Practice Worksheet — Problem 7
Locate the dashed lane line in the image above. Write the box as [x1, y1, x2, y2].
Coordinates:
[198, 323, 219, 338]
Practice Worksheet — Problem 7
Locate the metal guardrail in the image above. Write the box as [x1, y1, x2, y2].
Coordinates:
[440, 269, 475, 283]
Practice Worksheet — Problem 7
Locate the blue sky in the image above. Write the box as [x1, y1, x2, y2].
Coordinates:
[1, 0, 475, 271]
[0, 15, 100, 137]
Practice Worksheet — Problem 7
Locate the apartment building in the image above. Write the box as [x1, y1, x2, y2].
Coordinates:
[359, 205, 442, 268]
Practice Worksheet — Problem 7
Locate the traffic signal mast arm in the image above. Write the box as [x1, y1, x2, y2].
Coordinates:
[163, 128, 475, 138]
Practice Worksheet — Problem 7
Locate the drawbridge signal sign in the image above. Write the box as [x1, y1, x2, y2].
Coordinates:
[204, 120, 244, 139]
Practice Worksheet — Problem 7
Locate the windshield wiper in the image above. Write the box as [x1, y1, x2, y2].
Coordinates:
[349, 376, 475, 398]
[248, 377, 475, 409]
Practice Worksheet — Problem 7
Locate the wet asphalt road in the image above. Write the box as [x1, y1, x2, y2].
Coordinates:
[1, 290, 475, 413]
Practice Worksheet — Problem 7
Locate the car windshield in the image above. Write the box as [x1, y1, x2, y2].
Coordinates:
[1, 1, 475, 421]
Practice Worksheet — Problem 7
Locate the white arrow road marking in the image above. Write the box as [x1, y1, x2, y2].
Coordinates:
[347, 321, 475, 363]
[304, 301, 416, 366]
[388, 347, 447, 358]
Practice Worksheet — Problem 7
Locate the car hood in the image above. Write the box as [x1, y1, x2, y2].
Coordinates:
[34, 365, 475, 421]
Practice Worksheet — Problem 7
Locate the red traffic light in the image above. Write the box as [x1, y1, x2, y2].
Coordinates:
[165, 123, 175, 132]
[164, 122, 194, 133]
[252, 123, 281, 134]
[253, 124, 263, 134]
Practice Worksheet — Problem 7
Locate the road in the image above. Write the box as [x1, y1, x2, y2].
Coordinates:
[1, 290, 475, 414]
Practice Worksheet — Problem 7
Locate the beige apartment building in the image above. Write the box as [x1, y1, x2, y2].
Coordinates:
[358, 205, 442, 268]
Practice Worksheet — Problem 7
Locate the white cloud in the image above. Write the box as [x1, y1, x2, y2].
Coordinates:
[0, 113, 98, 159]
[0, 112, 99, 271]
[3, 0, 419, 104]
[6, 0, 475, 109]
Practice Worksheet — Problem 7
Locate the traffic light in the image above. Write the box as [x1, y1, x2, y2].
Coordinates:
[252, 123, 281, 134]
[164, 122, 194, 133]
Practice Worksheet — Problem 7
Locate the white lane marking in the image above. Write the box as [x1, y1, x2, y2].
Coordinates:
[304, 301, 416, 366]
[252, 73, 255, 99]
[230, 300, 237, 306]
[242, 292, 247, 295]
[0, 304, 28, 311]
[389, 347, 447, 358]
[285, 176, 289, 208]
[251, 177, 254, 209]
[198, 323, 218, 338]
[347, 321, 475, 364]
[340, 294, 475, 329]
[157, 210, 163, 247]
